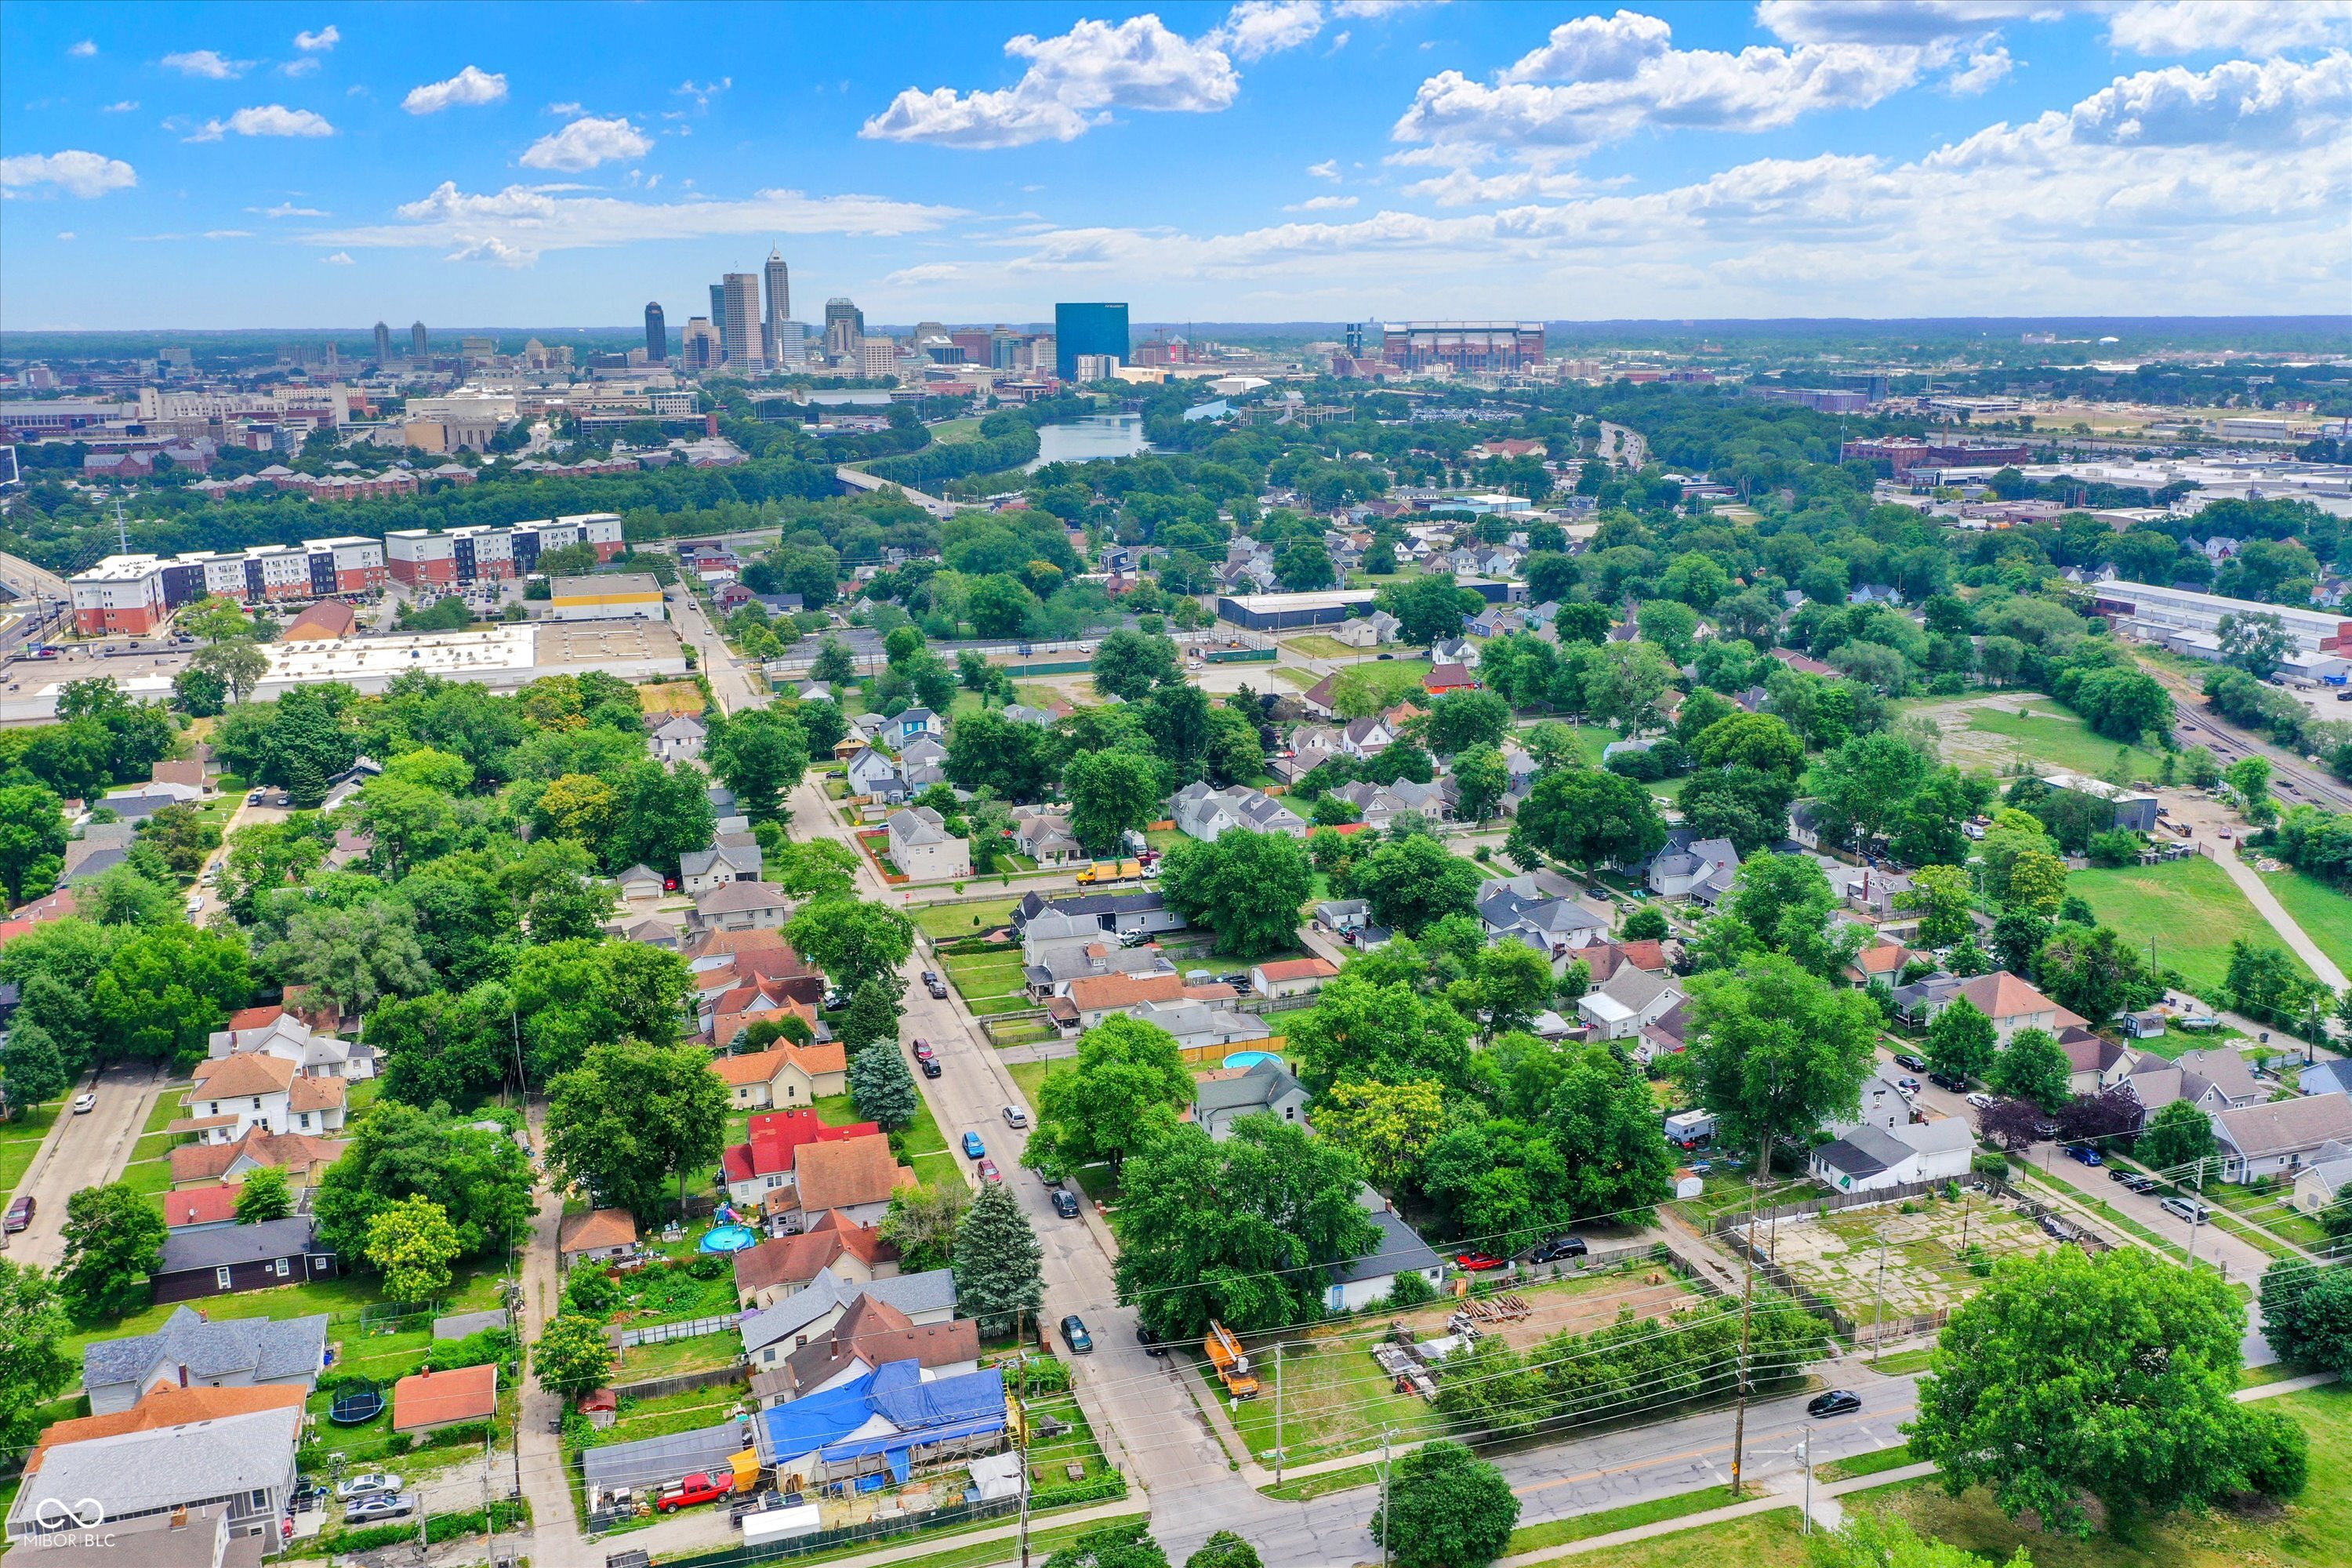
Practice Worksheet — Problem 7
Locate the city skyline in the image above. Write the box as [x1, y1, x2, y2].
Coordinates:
[2, 2, 2349, 329]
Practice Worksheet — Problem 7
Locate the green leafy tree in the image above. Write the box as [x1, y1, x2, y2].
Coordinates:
[189, 639, 269, 706]
[1621, 906, 1669, 942]
[0, 1022, 72, 1112]
[811, 637, 857, 686]
[706, 708, 810, 822]
[848, 1035, 919, 1131]
[57, 1182, 165, 1322]
[1925, 998, 1998, 1084]
[1286, 967, 1477, 1097]
[2034, 924, 2156, 1025]
[234, 1165, 293, 1224]
[783, 898, 915, 993]
[1898, 864, 1976, 950]
[1183, 1532, 1265, 1568]
[2003, 849, 2067, 916]
[880, 1182, 973, 1274]
[953, 1180, 1044, 1336]
[1678, 956, 1880, 1184]
[1090, 629, 1181, 701]
[312, 1101, 535, 1264]
[1987, 1026, 2071, 1112]
[1515, 766, 1666, 874]
[1420, 691, 1512, 757]
[0, 783, 67, 903]
[1812, 1515, 2028, 1568]
[1314, 1079, 1446, 1191]
[2217, 611, 2295, 680]
[545, 1040, 731, 1221]
[1368, 1439, 1520, 1568]
[1112, 1116, 1379, 1340]
[534, 1312, 616, 1399]
[1708, 851, 1861, 980]
[2136, 1098, 2216, 1175]
[1451, 744, 1509, 824]
[1350, 833, 1483, 938]
[1910, 1247, 2299, 1534]
[1042, 1520, 1171, 1568]
[93, 923, 254, 1067]
[1156, 829, 1313, 960]
[839, 977, 905, 1055]
[1025, 1015, 1193, 1178]
[265, 902, 433, 1021]
[1062, 749, 1166, 856]
[371, 984, 518, 1110]
[365, 1195, 463, 1304]
[1379, 573, 1478, 648]
[0, 1260, 75, 1450]
[2222, 938, 2315, 1026]
[510, 938, 693, 1079]
[2257, 1259, 2352, 1375]
[1581, 641, 1679, 731]
[1467, 941, 1557, 1040]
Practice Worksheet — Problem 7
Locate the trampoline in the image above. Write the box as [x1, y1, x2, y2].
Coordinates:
[328, 1381, 385, 1425]
[699, 1224, 759, 1254]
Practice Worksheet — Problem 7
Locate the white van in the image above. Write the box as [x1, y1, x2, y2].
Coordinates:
[2159, 1196, 2208, 1224]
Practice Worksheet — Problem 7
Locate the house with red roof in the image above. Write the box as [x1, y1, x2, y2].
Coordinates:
[722, 1109, 880, 1207]
[1422, 662, 1478, 695]
[160, 1184, 246, 1230]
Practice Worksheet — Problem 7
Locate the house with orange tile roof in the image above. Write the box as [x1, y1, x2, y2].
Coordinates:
[1842, 942, 1926, 990]
[160, 1183, 247, 1230]
[1247, 956, 1340, 999]
[732, 1209, 902, 1309]
[168, 1127, 347, 1189]
[723, 1109, 882, 1207]
[392, 1363, 499, 1433]
[707, 985, 825, 1052]
[760, 1132, 917, 1231]
[180, 1052, 347, 1142]
[557, 1208, 640, 1271]
[708, 1039, 848, 1108]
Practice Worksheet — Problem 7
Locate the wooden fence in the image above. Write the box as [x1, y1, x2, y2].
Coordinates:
[609, 1363, 747, 1403]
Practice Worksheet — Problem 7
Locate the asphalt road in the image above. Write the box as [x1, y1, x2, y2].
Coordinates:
[8, 1062, 167, 1268]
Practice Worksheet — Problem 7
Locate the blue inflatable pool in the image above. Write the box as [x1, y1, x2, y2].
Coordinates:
[699, 1224, 759, 1253]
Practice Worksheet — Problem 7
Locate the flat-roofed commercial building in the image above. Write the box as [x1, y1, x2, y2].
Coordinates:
[550, 572, 666, 622]
[2092, 580, 2352, 656]
[1381, 321, 1544, 373]
[1215, 589, 1376, 631]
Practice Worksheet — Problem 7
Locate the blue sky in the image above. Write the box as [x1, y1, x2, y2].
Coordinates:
[2, 2, 2347, 329]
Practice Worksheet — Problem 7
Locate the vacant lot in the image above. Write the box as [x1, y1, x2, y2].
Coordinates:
[1754, 1188, 2055, 1330]
[2259, 869, 2352, 978]
[915, 898, 1021, 941]
[2071, 855, 2312, 999]
[942, 949, 1034, 1017]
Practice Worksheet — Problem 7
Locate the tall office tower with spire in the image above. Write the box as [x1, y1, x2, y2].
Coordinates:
[410, 321, 428, 360]
[763, 248, 789, 368]
[720, 273, 760, 366]
[373, 321, 391, 364]
[823, 297, 862, 359]
[643, 302, 667, 362]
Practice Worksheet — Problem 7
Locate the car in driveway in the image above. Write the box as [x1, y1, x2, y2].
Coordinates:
[1806, 1390, 1863, 1418]
[344, 1493, 414, 1524]
[72, 1091, 96, 1114]
[1051, 1188, 1081, 1218]
[961, 1131, 986, 1160]
[2066, 1143, 2103, 1166]
[1454, 1251, 1506, 1272]
[1060, 1315, 1093, 1353]
[1137, 1324, 1170, 1356]
[336, 1473, 403, 1501]
[5, 1195, 34, 1232]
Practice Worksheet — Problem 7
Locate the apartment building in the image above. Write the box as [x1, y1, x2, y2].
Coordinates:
[70, 536, 387, 633]
[384, 513, 624, 588]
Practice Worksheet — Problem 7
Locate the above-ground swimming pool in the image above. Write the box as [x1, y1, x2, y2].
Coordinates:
[1221, 1051, 1283, 1072]
[699, 1224, 759, 1253]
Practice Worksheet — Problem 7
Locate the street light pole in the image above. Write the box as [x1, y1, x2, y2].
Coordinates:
[1871, 1231, 1889, 1366]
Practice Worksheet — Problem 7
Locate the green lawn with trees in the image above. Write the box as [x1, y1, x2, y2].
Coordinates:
[2070, 856, 2310, 999]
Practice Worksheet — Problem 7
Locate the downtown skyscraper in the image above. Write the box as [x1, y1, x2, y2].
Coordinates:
[764, 248, 789, 368]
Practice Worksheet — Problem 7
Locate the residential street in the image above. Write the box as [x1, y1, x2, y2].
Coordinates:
[7, 1061, 165, 1269]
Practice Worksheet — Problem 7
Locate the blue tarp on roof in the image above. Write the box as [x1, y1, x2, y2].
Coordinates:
[759, 1368, 887, 1462]
[758, 1361, 1008, 1486]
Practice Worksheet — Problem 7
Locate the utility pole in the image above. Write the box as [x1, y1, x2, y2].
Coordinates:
[1871, 1231, 1889, 1367]
[1801, 1425, 1814, 1536]
[1729, 1174, 1759, 1499]
[1272, 1341, 1284, 1487]
[1377, 1426, 1397, 1568]
[1015, 1311, 1031, 1568]
[2185, 1156, 2207, 1269]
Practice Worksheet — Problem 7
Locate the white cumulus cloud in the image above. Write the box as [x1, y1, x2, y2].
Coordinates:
[294, 26, 339, 52]
[1947, 45, 2013, 94]
[187, 105, 335, 141]
[403, 65, 508, 114]
[162, 49, 249, 79]
[1212, 1, 1330, 60]
[1283, 193, 1359, 210]
[321, 250, 354, 263]
[253, 201, 329, 217]
[202, 229, 251, 239]
[69, 40, 96, 58]
[101, 100, 138, 113]
[0, 149, 137, 198]
[1308, 158, 1342, 180]
[1754, 2, 2060, 46]
[2109, 2, 2352, 56]
[862, 15, 1241, 147]
[282, 59, 320, 78]
[519, 115, 653, 171]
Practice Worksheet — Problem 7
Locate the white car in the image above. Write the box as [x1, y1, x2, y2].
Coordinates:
[72, 1092, 97, 1115]
[336, 1472, 403, 1500]
[1965, 1092, 1995, 1110]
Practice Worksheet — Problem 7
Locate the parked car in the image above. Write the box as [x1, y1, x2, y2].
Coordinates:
[1060, 1314, 1093, 1353]
[336, 1473, 403, 1501]
[1136, 1323, 1169, 1356]
[1965, 1092, 1995, 1110]
[978, 1158, 1001, 1182]
[913, 1040, 937, 1063]
[924, 971, 949, 1000]
[1051, 1188, 1081, 1219]
[2160, 1196, 2209, 1224]
[6, 1194, 38, 1232]
[1454, 1251, 1507, 1272]
[1529, 1236, 1588, 1264]
[1893, 1053, 1929, 1073]
[1806, 1390, 1863, 1418]
[2111, 1170, 2158, 1193]
[1003, 1105, 1029, 1128]
[655, 1473, 731, 1513]
[72, 1091, 96, 1115]
[344, 1494, 414, 1525]
[1930, 1071, 1969, 1093]
[920, 1058, 942, 1080]
[961, 1131, 986, 1160]
[1896, 1077, 1922, 1098]
[2066, 1144, 2103, 1167]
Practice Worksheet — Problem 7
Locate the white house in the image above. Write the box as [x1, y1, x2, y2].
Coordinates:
[1809, 1118, 1973, 1192]
[886, 806, 971, 881]
[1326, 1187, 1447, 1312]
[1646, 836, 1741, 901]
[2293, 1141, 2352, 1218]
[681, 839, 764, 895]
[205, 1007, 375, 1080]
[649, 713, 708, 764]
[1577, 967, 1682, 1041]
[844, 746, 907, 803]
[2210, 1096, 2352, 1185]
[1170, 782, 1308, 842]
[615, 863, 666, 902]
[181, 1053, 348, 1143]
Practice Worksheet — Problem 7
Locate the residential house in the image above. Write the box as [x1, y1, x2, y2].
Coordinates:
[685, 931, 827, 1006]
[392, 1363, 499, 1436]
[722, 1110, 881, 1208]
[709, 1042, 848, 1109]
[1329, 612, 1400, 648]
[557, 1209, 640, 1272]
[1128, 996, 1274, 1054]
[689, 879, 793, 934]
[2060, 1028, 2134, 1098]
[1058, 971, 1200, 1031]
[1314, 898, 1370, 935]
[161, 1184, 248, 1231]
[1191, 1058, 1311, 1140]
[680, 839, 764, 895]
[750, 1299, 981, 1409]
[733, 1210, 902, 1311]
[898, 736, 949, 793]
[615, 863, 666, 902]
[1467, 606, 1523, 638]
[1646, 834, 1741, 902]
[1843, 943, 1926, 991]
[168, 1127, 347, 1189]
[1326, 1187, 1447, 1312]
[2125, 1046, 2266, 1117]
[886, 807, 971, 881]
[151, 1217, 337, 1305]
[2212, 1095, 2352, 1184]
[1911, 971, 2090, 1046]
[1475, 873, 1609, 966]
[649, 713, 708, 764]
[2296, 1061, 2352, 1099]
[7, 1500, 250, 1568]
[1831, 1074, 1922, 1138]
[894, 708, 942, 742]
[844, 746, 907, 803]
[1826, 864, 1916, 922]
[2293, 1141, 2352, 1218]
[750, 1359, 1006, 1494]
[179, 1054, 348, 1145]
[1577, 966, 1684, 1042]
[4, 1388, 303, 1548]
[1009, 807, 1083, 866]
[1809, 1119, 1975, 1193]
[1000, 703, 1057, 727]
[739, 1267, 958, 1368]
[1024, 941, 1174, 1002]
[1298, 673, 1340, 720]
[1011, 887, 1187, 939]
[82, 1305, 327, 1417]
[1171, 782, 1308, 842]
[1637, 997, 1691, 1063]
[205, 1007, 375, 1080]
[1249, 956, 1339, 999]
[1422, 662, 1478, 695]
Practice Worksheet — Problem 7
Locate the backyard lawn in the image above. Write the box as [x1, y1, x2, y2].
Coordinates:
[914, 898, 1021, 941]
[0, 1102, 60, 1199]
[2069, 855, 2310, 1000]
[1962, 706, 2163, 782]
[2259, 869, 2352, 978]
[941, 949, 1035, 1017]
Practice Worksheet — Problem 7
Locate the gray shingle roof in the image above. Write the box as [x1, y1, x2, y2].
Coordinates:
[1331, 1187, 1443, 1287]
[18, 1406, 302, 1526]
[156, 1217, 323, 1276]
[1194, 1058, 1304, 1115]
[739, 1266, 958, 1355]
[83, 1305, 328, 1392]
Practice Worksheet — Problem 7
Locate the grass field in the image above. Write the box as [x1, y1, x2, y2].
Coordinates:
[2259, 869, 2352, 979]
[0, 1102, 60, 1198]
[941, 949, 1035, 1017]
[1959, 706, 2163, 782]
[927, 417, 984, 444]
[914, 898, 1021, 940]
[2068, 855, 2311, 999]
[1281, 633, 1366, 659]
[56, 1259, 507, 1371]
[1506, 1486, 1740, 1556]
[117, 1083, 194, 1196]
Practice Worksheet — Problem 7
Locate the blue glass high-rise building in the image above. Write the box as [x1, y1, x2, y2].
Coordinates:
[1054, 302, 1128, 381]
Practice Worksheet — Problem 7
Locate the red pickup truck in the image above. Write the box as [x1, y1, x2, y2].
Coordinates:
[655, 1473, 731, 1513]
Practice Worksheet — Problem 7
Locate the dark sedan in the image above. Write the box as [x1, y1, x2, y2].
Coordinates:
[1806, 1390, 1862, 1418]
